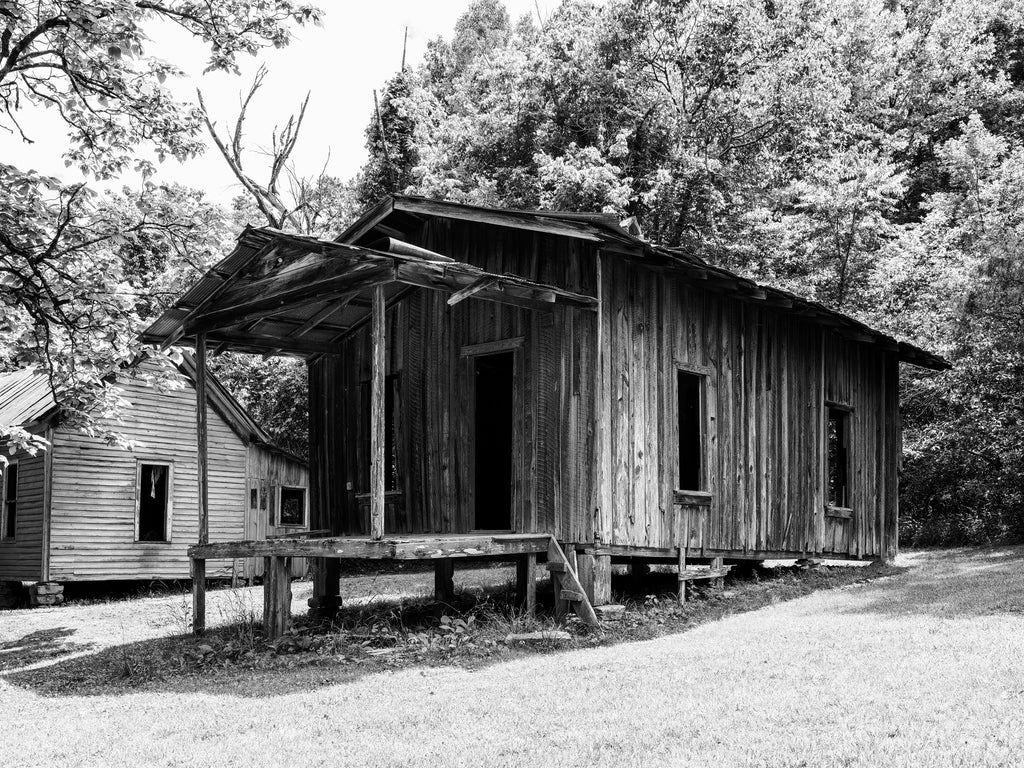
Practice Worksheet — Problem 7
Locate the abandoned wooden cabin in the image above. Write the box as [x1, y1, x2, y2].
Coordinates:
[141, 195, 948, 636]
[0, 355, 308, 594]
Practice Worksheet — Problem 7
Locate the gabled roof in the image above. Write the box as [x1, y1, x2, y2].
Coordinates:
[0, 368, 55, 429]
[0, 357, 296, 461]
[338, 196, 950, 371]
[142, 195, 948, 371]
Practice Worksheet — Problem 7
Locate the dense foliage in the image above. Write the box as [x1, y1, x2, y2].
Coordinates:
[0, 1, 319, 453]
[356, 0, 1024, 545]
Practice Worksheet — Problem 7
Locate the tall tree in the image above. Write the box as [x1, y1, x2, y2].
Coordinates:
[0, 1, 320, 451]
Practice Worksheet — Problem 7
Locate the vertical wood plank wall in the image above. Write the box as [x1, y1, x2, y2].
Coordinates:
[600, 256, 899, 559]
[309, 221, 598, 541]
[309, 219, 899, 560]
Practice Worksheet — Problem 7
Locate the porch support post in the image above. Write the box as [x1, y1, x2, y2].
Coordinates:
[263, 555, 291, 639]
[710, 555, 725, 591]
[434, 560, 455, 604]
[193, 333, 209, 635]
[592, 554, 612, 606]
[516, 552, 537, 617]
[370, 284, 386, 541]
[677, 546, 687, 604]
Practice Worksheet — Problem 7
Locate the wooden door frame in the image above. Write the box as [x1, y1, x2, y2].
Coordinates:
[461, 338, 524, 533]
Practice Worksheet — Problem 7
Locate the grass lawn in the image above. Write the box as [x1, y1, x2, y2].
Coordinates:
[1, 548, 1023, 767]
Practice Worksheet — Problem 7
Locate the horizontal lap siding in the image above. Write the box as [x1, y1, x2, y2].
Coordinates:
[605, 263, 893, 559]
[48, 375, 246, 581]
[0, 438, 46, 581]
[310, 221, 597, 540]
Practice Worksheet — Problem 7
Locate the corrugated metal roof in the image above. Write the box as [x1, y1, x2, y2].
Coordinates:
[0, 368, 56, 428]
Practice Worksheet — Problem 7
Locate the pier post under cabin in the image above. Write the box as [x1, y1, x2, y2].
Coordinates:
[143, 195, 948, 638]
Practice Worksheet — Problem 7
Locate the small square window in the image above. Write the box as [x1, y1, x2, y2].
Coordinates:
[279, 487, 306, 526]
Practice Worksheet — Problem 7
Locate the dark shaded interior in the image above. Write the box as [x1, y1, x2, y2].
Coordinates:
[474, 352, 514, 530]
[138, 463, 168, 542]
[678, 371, 703, 491]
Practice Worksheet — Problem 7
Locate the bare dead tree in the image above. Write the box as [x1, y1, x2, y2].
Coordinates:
[196, 66, 311, 231]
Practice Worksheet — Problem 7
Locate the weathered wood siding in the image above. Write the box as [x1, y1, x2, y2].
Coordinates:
[601, 257, 898, 559]
[244, 447, 309, 578]
[0, 434, 47, 581]
[310, 220, 598, 541]
[48, 370, 247, 581]
[309, 219, 899, 560]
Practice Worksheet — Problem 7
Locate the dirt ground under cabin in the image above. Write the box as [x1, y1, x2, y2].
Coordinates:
[1, 548, 1023, 767]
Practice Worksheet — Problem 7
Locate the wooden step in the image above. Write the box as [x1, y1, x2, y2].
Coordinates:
[677, 566, 732, 582]
[546, 538, 599, 628]
[545, 561, 566, 573]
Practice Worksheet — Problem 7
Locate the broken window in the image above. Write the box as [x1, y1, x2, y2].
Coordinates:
[827, 407, 851, 508]
[279, 486, 306, 526]
[2, 462, 18, 540]
[677, 371, 705, 491]
[137, 462, 171, 542]
[361, 373, 401, 492]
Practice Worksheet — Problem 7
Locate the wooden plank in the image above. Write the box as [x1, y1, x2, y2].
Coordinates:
[370, 285, 386, 541]
[459, 337, 524, 357]
[434, 559, 455, 603]
[576, 552, 595, 604]
[191, 533, 553, 560]
[187, 264, 393, 336]
[678, 566, 732, 581]
[516, 552, 537, 617]
[192, 333, 210, 636]
[263, 555, 291, 639]
[592, 554, 612, 606]
[192, 558, 206, 635]
[547, 538, 599, 627]
[710, 555, 725, 590]
[206, 331, 344, 356]
[394, 197, 605, 243]
[447, 277, 498, 306]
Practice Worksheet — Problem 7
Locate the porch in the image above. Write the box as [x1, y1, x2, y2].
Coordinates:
[142, 225, 603, 637]
[189, 532, 608, 638]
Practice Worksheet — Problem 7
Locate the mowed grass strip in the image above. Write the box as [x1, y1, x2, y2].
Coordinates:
[1, 548, 1023, 767]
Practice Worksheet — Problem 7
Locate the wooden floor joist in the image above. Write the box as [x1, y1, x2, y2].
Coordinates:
[190, 532, 551, 561]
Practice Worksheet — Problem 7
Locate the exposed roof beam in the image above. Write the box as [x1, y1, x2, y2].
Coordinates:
[447, 278, 498, 306]
[185, 266, 394, 336]
[207, 331, 345, 356]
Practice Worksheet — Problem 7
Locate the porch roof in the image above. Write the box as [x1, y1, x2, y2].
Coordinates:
[141, 227, 598, 357]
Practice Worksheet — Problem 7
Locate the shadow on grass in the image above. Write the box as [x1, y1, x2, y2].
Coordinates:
[838, 545, 1024, 619]
[1, 561, 902, 699]
[0, 627, 97, 673]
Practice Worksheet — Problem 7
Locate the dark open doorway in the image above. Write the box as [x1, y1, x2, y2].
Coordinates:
[473, 351, 514, 530]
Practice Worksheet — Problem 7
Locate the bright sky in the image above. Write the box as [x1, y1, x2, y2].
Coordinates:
[0, 1, 553, 205]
